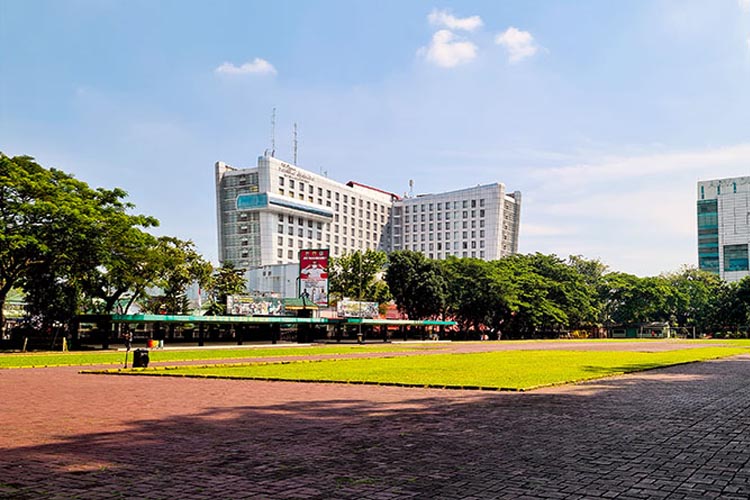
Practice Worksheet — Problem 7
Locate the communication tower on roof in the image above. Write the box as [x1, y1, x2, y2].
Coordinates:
[293, 122, 298, 165]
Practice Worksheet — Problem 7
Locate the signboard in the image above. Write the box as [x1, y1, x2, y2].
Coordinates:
[227, 295, 284, 316]
[337, 299, 379, 319]
[236, 193, 269, 210]
[299, 249, 329, 307]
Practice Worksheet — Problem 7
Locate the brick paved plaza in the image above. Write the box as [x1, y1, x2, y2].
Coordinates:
[3, 344, 750, 499]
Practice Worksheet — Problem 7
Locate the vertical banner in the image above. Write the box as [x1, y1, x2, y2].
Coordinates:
[299, 249, 330, 307]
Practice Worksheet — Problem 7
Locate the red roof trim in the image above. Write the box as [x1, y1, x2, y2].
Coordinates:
[346, 181, 401, 200]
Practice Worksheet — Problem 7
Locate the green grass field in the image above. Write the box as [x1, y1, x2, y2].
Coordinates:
[0, 345, 435, 369]
[103, 346, 749, 391]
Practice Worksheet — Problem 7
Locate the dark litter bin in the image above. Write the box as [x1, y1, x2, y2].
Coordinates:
[132, 349, 150, 368]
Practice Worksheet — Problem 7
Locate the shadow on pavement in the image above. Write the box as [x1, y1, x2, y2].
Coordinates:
[3, 358, 750, 499]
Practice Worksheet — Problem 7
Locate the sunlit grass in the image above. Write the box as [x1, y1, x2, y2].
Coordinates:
[115, 347, 749, 391]
[0, 345, 436, 369]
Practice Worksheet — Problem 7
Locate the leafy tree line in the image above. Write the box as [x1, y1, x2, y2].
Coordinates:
[6, 154, 750, 343]
[0, 154, 243, 340]
[331, 249, 743, 339]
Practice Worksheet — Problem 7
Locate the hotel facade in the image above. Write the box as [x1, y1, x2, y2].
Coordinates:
[216, 153, 521, 270]
[697, 176, 750, 282]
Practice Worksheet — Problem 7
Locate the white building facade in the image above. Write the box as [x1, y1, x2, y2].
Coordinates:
[216, 154, 397, 269]
[391, 184, 521, 260]
[216, 154, 522, 273]
[697, 176, 750, 282]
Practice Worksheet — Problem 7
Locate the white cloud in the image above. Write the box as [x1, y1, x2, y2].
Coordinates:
[495, 27, 539, 63]
[520, 143, 750, 275]
[428, 9, 483, 31]
[215, 58, 277, 76]
[740, 0, 750, 13]
[418, 30, 477, 68]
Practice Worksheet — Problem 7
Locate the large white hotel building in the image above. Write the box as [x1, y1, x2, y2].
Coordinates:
[697, 176, 750, 282]
[216, 153, 521, 270]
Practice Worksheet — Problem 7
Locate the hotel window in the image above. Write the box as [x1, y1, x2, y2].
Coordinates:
[279, 189, 284, 196]
[277, 236, 283, 246]
[278, 224, 284, 233]
[480, 199, 485, 207]
[279, 177, 285, 186]
[300, 182, 305, 192]
[288, 238, 293, 247]
[471, 200, 476, 208]
[289, 180, 295, 189]
[288, 250, 293, 259]
[309, 185, 313, 194]
[327, 190, 332, 198]
[480, 209, 485, 217]
[462, 200, 468, 208]
[335, 192, 340, 200]
[277, 249, 283, 258]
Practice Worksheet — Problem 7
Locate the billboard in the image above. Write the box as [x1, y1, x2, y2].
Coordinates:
[227, 295, 284, 316]
[337, 299, 379, 319]
[299, 249, 329, 307]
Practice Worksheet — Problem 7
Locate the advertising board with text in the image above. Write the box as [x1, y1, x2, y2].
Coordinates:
[299, 249, 329, 307]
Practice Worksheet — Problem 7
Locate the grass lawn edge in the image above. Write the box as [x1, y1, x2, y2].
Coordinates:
[80, 349, 747, 392]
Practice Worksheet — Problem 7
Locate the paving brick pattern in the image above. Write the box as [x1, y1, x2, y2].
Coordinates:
[2, 346, 750, 498]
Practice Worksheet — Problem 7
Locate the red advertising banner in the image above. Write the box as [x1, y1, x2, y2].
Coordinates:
[299, 249, 330, 307]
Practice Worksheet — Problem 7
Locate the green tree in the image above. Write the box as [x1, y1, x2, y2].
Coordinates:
[442, 257, 513, 335]
[385, 250, 446, 320]
[149, 237, 212, 315]
[661, 266, 722, 332]
[205, 262, 247, 315]
[328, 250, 390, 303]
[0, 154, 156, 333]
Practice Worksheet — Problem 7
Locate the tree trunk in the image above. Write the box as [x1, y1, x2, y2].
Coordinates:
[0, 284, 9, 334]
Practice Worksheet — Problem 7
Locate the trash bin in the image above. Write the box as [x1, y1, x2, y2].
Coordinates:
[132, 349, 150, 368]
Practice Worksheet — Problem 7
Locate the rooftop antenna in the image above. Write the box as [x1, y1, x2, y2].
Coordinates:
[293, 122, 298, 165]
[270, 107, 276, 157]
[408, 179, 414, 198]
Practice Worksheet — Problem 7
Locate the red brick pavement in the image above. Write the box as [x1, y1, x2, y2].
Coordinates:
[3, 343, 750, 499]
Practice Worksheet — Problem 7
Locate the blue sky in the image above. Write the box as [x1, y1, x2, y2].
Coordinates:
[2, 0, 750, 276]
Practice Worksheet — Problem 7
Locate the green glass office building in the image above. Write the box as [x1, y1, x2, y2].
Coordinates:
[697, 176, 750, 281]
